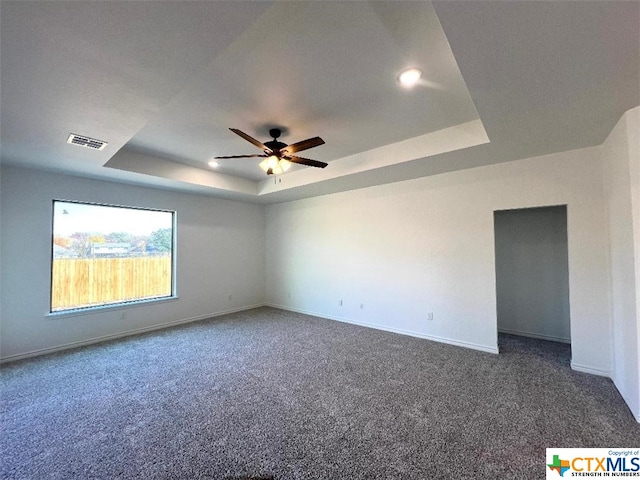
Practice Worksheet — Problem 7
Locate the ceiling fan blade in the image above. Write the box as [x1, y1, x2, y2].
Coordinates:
[282, 136, 325, 155]
[285, 155, 328, 169]
[214, 154, 267, 159]
[229, 128, 270, 152]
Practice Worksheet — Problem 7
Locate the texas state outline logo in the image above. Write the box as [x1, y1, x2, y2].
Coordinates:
[547, 454, 570, 477]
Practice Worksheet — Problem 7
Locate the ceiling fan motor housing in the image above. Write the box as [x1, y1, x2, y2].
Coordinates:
[266, 129, 287, 153]
[269, 128, 282, 139]
[265, 140, 287, 152]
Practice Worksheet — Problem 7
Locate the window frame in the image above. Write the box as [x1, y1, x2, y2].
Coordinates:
[49, 199, 177, 315]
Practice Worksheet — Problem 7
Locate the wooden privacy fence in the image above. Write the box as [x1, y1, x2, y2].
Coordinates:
[51, 257, 172, 311]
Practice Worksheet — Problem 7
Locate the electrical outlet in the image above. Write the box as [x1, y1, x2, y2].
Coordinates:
[120, 312, 126, 320]
[339, 299, 343, 306]
[228, 294, 233, 301]
[360, 303, 364, 309]
[427, 312, 434, 321]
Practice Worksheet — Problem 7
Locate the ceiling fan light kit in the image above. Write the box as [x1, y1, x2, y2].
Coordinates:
[259, 156, 291, 175]
[216, 127, 327, 176]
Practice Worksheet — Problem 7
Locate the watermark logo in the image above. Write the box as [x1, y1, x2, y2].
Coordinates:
[548, 454, 571, 477]
[546, 449, 640, 478]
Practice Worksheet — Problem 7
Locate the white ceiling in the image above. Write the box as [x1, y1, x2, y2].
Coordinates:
[1, 1, 638, 204]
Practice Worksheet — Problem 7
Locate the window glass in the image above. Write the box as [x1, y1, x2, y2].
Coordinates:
[51, 200, 175, 312]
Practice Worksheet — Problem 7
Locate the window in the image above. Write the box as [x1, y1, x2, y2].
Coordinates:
[51, 200, 176, 313]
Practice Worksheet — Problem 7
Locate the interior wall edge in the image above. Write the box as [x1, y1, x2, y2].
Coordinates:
[611, 376, 640, 424]
[599, 105, 640, 422]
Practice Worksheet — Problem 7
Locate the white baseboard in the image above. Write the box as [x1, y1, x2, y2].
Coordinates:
[498, 328, 571, 344]
[266, 303, 499, 355]
[570, 361, 610, 377]
[0, 303, 265, 364]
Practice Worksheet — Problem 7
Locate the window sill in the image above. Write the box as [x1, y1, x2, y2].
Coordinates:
[46, 295, 179, 319]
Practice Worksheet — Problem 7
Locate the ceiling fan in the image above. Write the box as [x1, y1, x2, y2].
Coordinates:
[215, 128, 327, 175]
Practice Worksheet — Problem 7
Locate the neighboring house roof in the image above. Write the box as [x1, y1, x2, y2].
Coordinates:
[53, 244, 75, 258]
[91, 243, 130, 254]
[92, 242, 130, 249]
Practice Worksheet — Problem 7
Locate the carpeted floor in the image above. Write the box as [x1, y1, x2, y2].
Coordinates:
[1, 307, 638, 479]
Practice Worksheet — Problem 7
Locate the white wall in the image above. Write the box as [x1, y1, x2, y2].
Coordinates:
[265, 146, 611, 374]
[0, 166, 265, 360]
[602, 106, 640, 421]
[2, 109, 637, 421]
[633, 110, 640, 423]
[494, 206, 570, 343]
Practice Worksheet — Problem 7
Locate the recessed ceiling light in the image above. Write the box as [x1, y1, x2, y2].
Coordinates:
[398, 68, 422, 88]
[208, 160, 219, 168]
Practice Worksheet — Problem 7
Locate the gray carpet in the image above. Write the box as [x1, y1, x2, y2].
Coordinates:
[1, 307, 638, 479]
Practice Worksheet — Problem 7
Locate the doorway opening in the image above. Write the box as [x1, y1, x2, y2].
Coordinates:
[494, 206, 571, 358]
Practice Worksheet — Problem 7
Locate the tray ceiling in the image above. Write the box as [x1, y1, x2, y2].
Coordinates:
[1, 1, 638, 203]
